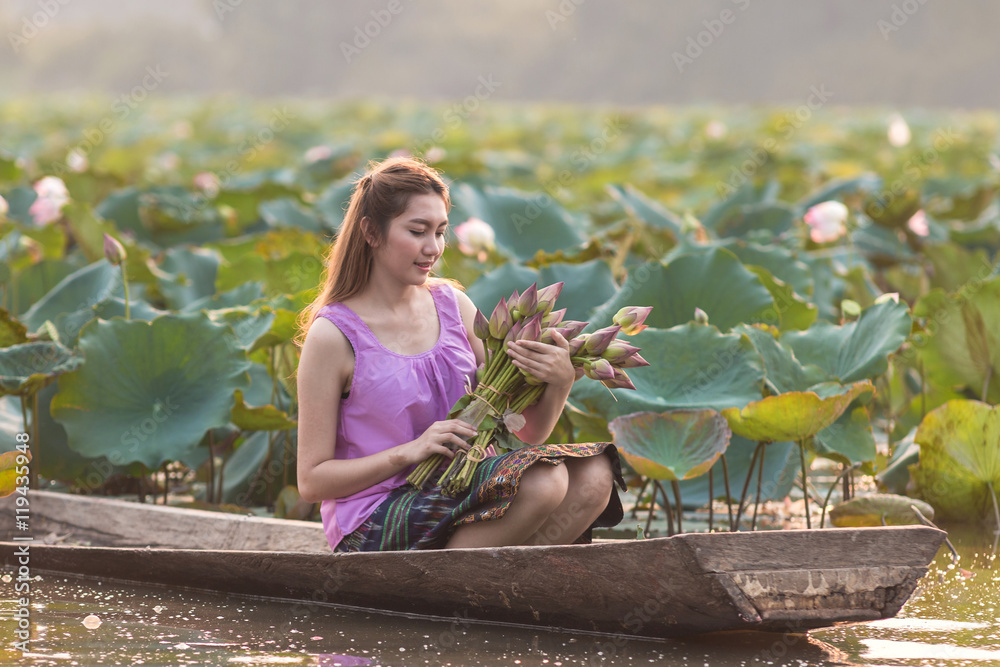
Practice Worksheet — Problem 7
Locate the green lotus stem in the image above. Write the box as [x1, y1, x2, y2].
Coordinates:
[720, 454, 734, 532]
[121, 262, 130, 321]
[799, 439, 811, 529]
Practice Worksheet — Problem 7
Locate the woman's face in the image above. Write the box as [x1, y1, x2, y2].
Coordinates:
[370, 192, 449, 286]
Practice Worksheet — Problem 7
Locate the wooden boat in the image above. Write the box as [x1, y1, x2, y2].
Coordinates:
[1, 490, 946, 640]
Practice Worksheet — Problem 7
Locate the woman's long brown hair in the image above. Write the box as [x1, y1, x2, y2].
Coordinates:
[295, 156, 454, 346]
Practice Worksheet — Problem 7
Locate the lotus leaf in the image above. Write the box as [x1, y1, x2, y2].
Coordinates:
[677, 436, 799, 507]
[717, 240, 814, 299]
[910, 399, 1000, 522]
[466, 260, 617, 323]
[813, 406, 876, 465]
[733, 324, 813, 394]
[608, 410, 731, 481]
[51, 313, 252, 470]
[208, 307, 277, 351]
[0, 449, 27, 497]
[606, 184, 683, 236]
[721, 380, 874, 443]
[0, 309, 28, 348]
[829, 494, 934, 527]
[157, 247, 221, 310]
[570, 323, 765, 420]
[448, 183, 585, 261]
[796, 174, 882, 211]
[231, 388, 297, 431]
[713, 202, 797, 238]
[590, 247, 775, 332]
[259, 197, 325, 233]
[20, 260, 120, 332]
[0, 342, 82, 397]
[913, 278, 1000, 403]
[182, 283, 266, 313]
[745, 266, 817, 331]
[781, 300, 911, 384]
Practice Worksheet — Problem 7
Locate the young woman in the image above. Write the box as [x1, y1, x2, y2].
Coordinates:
[296, 157, 624, 552]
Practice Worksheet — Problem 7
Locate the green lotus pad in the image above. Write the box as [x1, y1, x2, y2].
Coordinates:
[911, 399, 1000, 522]
[829, 494, 934, 527]
[51, 313, 251, 469]
[608, 409, 731, 481]
[721, 380, 874, 443]
[0, 342, 83, 397]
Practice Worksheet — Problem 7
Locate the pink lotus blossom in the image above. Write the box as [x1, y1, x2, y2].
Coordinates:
[28, 176, 70, 226]
[804, 201, 848, 244]
[0, 194, 8, 218]
[454, 217, 495, 260]
[425, 146, 446, 163]
[705, 120, 727, 140]
[887, 114, 911, 147]
[304, 145, 333, 164]
[66, 149, 88, 173]
[907, 210, 929, 237]
[193, 172, 221, 197]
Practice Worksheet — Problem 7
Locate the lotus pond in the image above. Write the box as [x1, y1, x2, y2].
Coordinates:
[1, 528, 997, 666]
[1, 98, 1000, 549]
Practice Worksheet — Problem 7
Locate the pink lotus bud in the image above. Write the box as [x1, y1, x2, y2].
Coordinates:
[535, 281, 564, 316]
[473, 309, 490, 340]
[517, 313, 543, 342]
[489, 297, 513, 339]
[0, 194, 8, 218]
[103, 233, 127, 266]
[694, 307, 709, 325]
[568, 335, 587, 357]
[29, 176, 70, 226]
[619, 352, 650, 368]
[804, 201, 848, 244]
[601, 340, 641, 365]
[613, 306, 653, 335]
[517, 283, 538, 318]
[583, 325, 621, 355]
[454, 217, 496, 258]
[508, 289, 521, 320]
[541, 308, 566, 328]
[602, 368, 636, 390]
[560, 320, 588, 339]
[585, 358, 615, 382]
[503, 318, 524, 347]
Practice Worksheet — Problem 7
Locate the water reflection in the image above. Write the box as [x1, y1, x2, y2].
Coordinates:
[0, 528, 995, 666]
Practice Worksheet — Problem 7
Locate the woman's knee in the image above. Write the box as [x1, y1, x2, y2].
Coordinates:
[567, 455, 614, 506]
[517, 463, 569, 512]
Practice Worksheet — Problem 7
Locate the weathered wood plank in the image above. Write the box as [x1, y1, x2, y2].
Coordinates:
[0, 490, 329, 552]
[675, 527, 944, 571]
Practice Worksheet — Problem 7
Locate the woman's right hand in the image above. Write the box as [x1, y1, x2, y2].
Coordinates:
[391, 420, 478, 467]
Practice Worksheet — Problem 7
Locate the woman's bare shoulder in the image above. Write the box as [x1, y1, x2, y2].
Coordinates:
[301, 317, 355, 374]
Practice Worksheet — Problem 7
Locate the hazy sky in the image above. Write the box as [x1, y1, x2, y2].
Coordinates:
[2, 0, 998, 108]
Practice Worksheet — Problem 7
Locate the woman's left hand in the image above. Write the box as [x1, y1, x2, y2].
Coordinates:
[506, 329, 575, 389]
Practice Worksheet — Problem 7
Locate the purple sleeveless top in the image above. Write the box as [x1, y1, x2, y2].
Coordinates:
[313, 283, 477, 550]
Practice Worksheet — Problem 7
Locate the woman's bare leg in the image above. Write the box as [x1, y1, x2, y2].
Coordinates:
[525, 455, 614, 546]
[445, 462, 569, 548]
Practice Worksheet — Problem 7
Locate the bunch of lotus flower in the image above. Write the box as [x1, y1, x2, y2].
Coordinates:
[407, 281, 651, 496]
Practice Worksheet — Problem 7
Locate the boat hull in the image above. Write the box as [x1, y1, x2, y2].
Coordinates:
[0, 492, 945, 639]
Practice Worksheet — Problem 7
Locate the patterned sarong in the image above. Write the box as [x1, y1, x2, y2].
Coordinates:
[334, 443, 625, 552]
